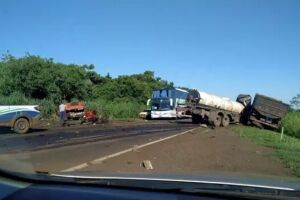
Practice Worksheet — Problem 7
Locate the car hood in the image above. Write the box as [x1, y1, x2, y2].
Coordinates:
[51, 171, 300, 191]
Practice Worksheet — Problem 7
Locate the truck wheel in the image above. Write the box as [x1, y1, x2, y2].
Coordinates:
[14, 118, 30, 134]
[221, 115, 230, 127]
[212, 115, 222, 127]
[192, 114, 201, 124]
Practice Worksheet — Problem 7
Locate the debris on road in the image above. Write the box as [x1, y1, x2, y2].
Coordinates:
[141, 160, 154, 170]
[200, 124, 208, 128]
[132, 145, 139, 152]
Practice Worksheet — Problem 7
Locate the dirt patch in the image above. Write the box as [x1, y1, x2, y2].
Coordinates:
[83, 127, 293, 177]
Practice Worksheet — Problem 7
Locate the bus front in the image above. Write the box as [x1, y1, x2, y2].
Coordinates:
[150, 89, 176, 119]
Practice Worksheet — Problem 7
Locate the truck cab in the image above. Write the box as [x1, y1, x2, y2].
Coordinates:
[0, 105, 41, 134]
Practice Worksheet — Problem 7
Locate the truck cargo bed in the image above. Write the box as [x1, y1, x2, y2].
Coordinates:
[249, 94, 289, 128]
[252, 94, 289, 118]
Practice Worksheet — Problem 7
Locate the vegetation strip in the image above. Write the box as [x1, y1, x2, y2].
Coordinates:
[231, 126, 300, 177]
[1, 54, 299, 138]
[0, 54, 174, 120]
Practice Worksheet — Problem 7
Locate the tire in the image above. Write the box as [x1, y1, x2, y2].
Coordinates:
[14, 118, 30, 134]
[212, 115, 222, 127]
[221, 115, 230, 127]
[192, 114, 202, 124]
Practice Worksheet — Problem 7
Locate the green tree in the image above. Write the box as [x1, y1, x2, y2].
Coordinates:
[290, 94, 300, 109]
[0, 54, 92, 103]
[0, 53, 184, 118]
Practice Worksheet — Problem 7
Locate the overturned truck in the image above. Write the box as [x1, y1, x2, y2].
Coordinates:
[247, 94, 289, 129]
[187, 90, 251, 127]
[187, 90, 289, 129]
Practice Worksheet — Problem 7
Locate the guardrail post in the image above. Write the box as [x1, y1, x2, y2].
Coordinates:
[280, 127, 284, 141]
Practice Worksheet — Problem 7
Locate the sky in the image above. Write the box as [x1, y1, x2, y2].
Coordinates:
[0, 0, 299, 103]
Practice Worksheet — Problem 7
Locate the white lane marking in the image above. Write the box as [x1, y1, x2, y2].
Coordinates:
[61, 163, 89, 172]
[60, 128, 198, 172]
[51, 174, 295, 191]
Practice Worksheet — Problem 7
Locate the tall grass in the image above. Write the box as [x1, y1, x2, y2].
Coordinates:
[86, 99, 144, 121]
[0, 91, 38, 105]
[232, 126, 300, 177]
[281, 111, 300, 138]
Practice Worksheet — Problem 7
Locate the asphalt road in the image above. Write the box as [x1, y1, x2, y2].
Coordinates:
[0, 120, 295, 178]
[0, 120, 196, 153]
[0, 120, 197, 173]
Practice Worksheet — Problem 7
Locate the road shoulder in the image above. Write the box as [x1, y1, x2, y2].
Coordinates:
[81, 127, 294, 177]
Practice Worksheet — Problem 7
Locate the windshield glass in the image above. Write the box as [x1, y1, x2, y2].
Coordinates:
[152, 89, 170, 98]
[0, 0, 299, 193]
[151, 99, 171, 111]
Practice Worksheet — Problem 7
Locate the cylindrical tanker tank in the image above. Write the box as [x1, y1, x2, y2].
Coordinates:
[187, 89, 245, 114]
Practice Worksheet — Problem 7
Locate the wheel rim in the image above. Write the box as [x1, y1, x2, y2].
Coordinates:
[17, 121, 27, 130]
[222, 117, 229, 127]
[214, 116, 221, 126]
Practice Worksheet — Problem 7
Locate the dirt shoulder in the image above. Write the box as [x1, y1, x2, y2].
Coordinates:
[82, 127, 294, 177]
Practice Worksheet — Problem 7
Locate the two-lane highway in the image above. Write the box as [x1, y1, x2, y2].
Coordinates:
[0, 121, 196, 153]
[0, 121, 295, 178]
[0, 120, 197, 173]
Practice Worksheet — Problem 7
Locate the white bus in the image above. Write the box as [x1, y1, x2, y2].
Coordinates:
[149, 88, 190, 119]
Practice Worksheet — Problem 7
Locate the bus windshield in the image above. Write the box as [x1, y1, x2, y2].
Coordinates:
[151, 99, 171, 111]
[152, 89, 171, 98]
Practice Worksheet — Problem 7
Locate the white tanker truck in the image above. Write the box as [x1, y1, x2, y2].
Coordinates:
[186, 90, 251, 127]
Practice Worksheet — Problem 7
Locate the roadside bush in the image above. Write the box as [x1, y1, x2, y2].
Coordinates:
[0, 92, 37, 105]
[39, 99, 57, 118]
[85, 99, 111, 122]
[86, 99, 144, 121]
[0, 54, 173, 120]
[281, 111, 300, 138]
[107, 100, 144, 119]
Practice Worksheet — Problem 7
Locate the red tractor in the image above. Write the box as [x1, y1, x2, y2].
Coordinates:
[65, 102, 98, 125]
[82, 110, 98, 124]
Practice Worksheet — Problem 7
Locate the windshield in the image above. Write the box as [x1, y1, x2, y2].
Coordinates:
[0, 0, 300, 194]
[152, 89, 171, 98]
[151, 99, 172, 111]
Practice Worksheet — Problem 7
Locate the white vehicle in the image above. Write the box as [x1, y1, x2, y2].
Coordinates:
[0, 105, 41, 134]
[148, 88, 190, 119]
